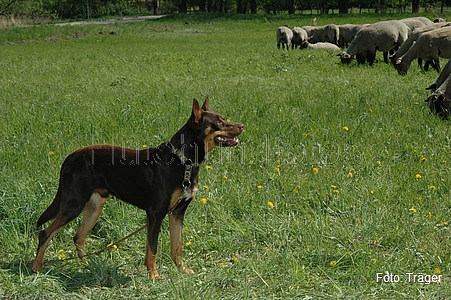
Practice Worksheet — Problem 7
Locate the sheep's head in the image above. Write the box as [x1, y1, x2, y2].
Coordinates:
[337, 52, 353, 65]
[425, 93, 451, 119]
[394, 58, 408, 75]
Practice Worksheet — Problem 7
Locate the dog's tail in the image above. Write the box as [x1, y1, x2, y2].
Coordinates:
[36, 186, 62, 228]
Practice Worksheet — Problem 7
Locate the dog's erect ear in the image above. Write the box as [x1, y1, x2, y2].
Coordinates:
[192, 98, 203, 125]
[202, 95, 210, 111]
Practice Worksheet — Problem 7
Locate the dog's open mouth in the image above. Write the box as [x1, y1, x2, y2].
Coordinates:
[214, 136, 239, 147]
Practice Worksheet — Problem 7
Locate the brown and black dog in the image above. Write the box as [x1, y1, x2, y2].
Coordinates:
[32, 96, 244, 279]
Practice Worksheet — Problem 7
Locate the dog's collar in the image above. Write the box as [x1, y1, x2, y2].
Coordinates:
[173, 148, 200, 191]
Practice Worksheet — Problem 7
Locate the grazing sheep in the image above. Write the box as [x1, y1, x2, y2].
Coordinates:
[338, 24, 368, 48]
[425, 72, 451, 118]
[394, 26, 451, 74]
[434, 18, 446, 23]
[338, 20, 410, 66]
[303, 24, 339, 45]
[390, 22, 450, 71]
[276, 25, 293, 50]
[291, 27, 308, 48]
[427, 59, 451, 91]
[301, 41, 341, 51]
[400, 17, 433, 31]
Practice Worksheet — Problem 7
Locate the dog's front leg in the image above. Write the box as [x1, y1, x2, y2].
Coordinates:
[145, 211, 165, 280]
[169, 213, 194, 275]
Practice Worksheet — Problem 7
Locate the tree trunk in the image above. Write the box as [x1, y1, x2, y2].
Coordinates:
[179, 0, 187, 12]
[287, 0, 296, 14]
[338, 0, 348, 13]
[236, 0, 245, 13]
[250, 0, 257, 13]
[411, 0, 420, 13]
[199, 0, 206, 11]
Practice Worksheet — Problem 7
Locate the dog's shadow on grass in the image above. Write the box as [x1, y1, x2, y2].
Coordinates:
[0, 257, 132, 291]
[58, 257, 133, 291]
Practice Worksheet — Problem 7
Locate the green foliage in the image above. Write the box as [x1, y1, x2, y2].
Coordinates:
[0, 0, 450, 20]
[1, 14, 451, 298]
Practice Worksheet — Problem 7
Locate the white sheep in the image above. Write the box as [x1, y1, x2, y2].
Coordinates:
[338, 24, 368, 48]
[427, 59, 451, 91]
[276, 25, 293, 50]
[291, 27, 308, 49]
[425, 72, 451, 118]
[390, 22, 449, 71]
[338, 20, 410, 66]
[303, 24, 339, 45]
[394, 26, 451, 74]
[400, 17, 433, 31]
[301, 41, 341, 51]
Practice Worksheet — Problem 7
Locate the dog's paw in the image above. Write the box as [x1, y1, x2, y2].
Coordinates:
[183, 267, 195, 275]
[149, 269, 162, 280]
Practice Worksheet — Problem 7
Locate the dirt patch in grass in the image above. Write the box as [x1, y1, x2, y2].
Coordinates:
[3, 31, 117, 46]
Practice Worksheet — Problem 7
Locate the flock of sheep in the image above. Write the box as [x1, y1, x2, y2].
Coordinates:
[276, 17, 451, 118]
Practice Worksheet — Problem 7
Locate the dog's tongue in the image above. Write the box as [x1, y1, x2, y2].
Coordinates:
[215, 136, 239, 146]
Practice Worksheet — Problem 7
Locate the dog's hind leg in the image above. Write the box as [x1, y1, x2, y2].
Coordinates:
[33, 179, 93, 272]
[32, 209, 83, 272]
[73, 192, 107, 260]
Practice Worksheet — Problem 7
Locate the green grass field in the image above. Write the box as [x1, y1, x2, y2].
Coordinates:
[1, 12, 451, 299]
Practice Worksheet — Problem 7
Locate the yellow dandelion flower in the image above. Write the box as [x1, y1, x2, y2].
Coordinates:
[331, 185, 337, 189]
[56, 249, 66, 259]
[333, 189, 339, 194]
[186, 241, 192, 246]
[349, 172, 353, 177]
[233, 257, 239, 263]
[444, 221, 449, 226]
[292, 188, 298, 193]
[223, 175, 228, 180]
[257, 185, 263, 189]
[409, 207, 417, 213]
[430, 185, 436, 190]
[207, 165, 211, 169]
[253, 293, 257, 297]
[343, 126, 349, 131]
[355, 179, 359, 183]
[203, 185, 208, 189]
[274, 167, 280, 173]
[218, 262, 225, 267]
[227, 119, 231, 122]
[421, 157, 427, 162]
[267, 201, 274, 207]
[107, 243, 117, 249]
[330, 261, 337, 267]
[49, 151, 55, 155]
[200, 198, 208, 204]
[415, 174, 422, 179]
[435, 268, 441, 274]
[312, 167, 319, 173]
[370, 190, 375, 195]
[141, 145, 147, 149]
